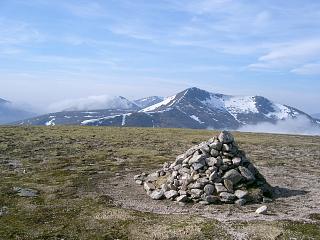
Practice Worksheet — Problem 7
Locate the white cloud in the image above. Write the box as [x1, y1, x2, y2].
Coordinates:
[48, 95, 134, 112]
[238, 116, 320, 136]
[248, 39, 320, 72]
[291, 63, 320, 75]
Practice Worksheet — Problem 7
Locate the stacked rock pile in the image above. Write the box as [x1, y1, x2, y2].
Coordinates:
[134, 131, 273, 206]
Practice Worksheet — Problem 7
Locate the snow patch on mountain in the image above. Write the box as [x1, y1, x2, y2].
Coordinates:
[190, 115, 204, 124]
[45, 118, 55, 126]
[141, 95, 176, 112]
[81, 115, 120, 125]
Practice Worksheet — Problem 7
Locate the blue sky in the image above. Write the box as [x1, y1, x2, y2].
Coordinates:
[0, 0, 320, 113]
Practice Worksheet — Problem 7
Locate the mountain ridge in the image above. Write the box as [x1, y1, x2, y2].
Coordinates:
[15, 87, 319, 132]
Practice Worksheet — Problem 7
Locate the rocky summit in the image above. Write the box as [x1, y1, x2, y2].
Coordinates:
[134, 131, 273, 205]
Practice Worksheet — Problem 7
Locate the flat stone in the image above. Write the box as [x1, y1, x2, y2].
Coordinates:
[263, 197, 273, 203]
[219, 192, 237, 201]
[147, 172, 159, 181]
[214, 183, 227, 193]
[144, 182, 155, 192]
[188, 182, 202, 189]
[205, 195, 220, 204]
[235, 190, 248, 199]
[14, 187, 38, 197]
[189, 153, 205, 164]
[192, 162, 205, 171]
[164, 190, 179, 200]
[223, 169, 243, 185]
[190, 189, 203, 198]
[199, 200, 210, 205]
[255, 205, 268, 214]
[149, 190, 164, 200]
[238, 166, 256, 181]
[176, 195, 188, 203]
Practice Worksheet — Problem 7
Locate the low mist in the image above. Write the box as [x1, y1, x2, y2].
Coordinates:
[238, 116, 320, 136]
[48, 95, 123, 112]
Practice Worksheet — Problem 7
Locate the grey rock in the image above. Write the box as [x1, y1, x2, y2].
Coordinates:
[223, 179, 234, 192]
[238, 166, 256, 181]
[147, 172, 159, 182]
[0, 206, 9, 216]
[14, 187, 38, 197]
[199, 200, 210, 205]
[223, 169, 243, 185]
[222, 144, 231, 152]
[210, 149, 220, 157]
[192, 162, 205, 171]
[205, 195, 220, 204]
[209, 141, 223, 151]
[219, 192, 237, 202]
[255, 205, 268, 214]
[218, 131, 234, 144]
[149, 190, 164, 200]
[188, 182, 202, 189]
[164, 190, 179, 200]
[176, 195, 188, 203]
[144, 182, 155, 192]
[232, 157, 242, 166]
[133, 174, 142, 180]
[203, 184, 215, 195]
[173, 164, 182, 171]
[175, 154, 185, 165]
[214, 183, 228, 193]
[191, 189, 203, 198]
[209, 171, 218, 181]
[263, 197, 273, 203]
[189, 153, 205, 164]
[135, 180, 143, 185]
[235, 190, 248, 199]
[235, 198, 247, 206]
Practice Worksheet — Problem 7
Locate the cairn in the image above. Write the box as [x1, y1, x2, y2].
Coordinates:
[134, 131, 273, 206]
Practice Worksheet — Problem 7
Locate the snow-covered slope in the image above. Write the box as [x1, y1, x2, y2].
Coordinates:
[134, 96, 164, 109]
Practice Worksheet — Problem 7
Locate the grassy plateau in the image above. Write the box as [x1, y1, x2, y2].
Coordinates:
[0, 126, 319, 239]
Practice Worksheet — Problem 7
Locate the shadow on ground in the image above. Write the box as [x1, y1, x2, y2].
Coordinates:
[272, 186, 309, 199]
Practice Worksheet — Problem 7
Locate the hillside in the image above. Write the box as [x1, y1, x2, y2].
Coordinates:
[0, 126, 319, 239]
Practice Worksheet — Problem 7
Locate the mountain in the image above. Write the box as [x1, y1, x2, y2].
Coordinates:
[17, 96, 140, 126]
[0, 98, 36, 124]
[16, 87, 319, 130]
[60, 96, 140, 112]
[311, 113, 320, 119]
[134, 96, 164, 109]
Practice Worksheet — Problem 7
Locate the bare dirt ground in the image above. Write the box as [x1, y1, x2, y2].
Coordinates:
[104, 165, 320, 223]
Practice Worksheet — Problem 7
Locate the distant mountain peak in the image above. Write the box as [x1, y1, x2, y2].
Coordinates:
[134, 96, 164, 109]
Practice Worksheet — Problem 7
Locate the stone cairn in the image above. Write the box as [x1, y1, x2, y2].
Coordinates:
[134, 131, 273, 206]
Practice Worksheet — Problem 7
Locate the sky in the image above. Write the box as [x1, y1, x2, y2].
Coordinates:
[0, 0, 320, 114]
